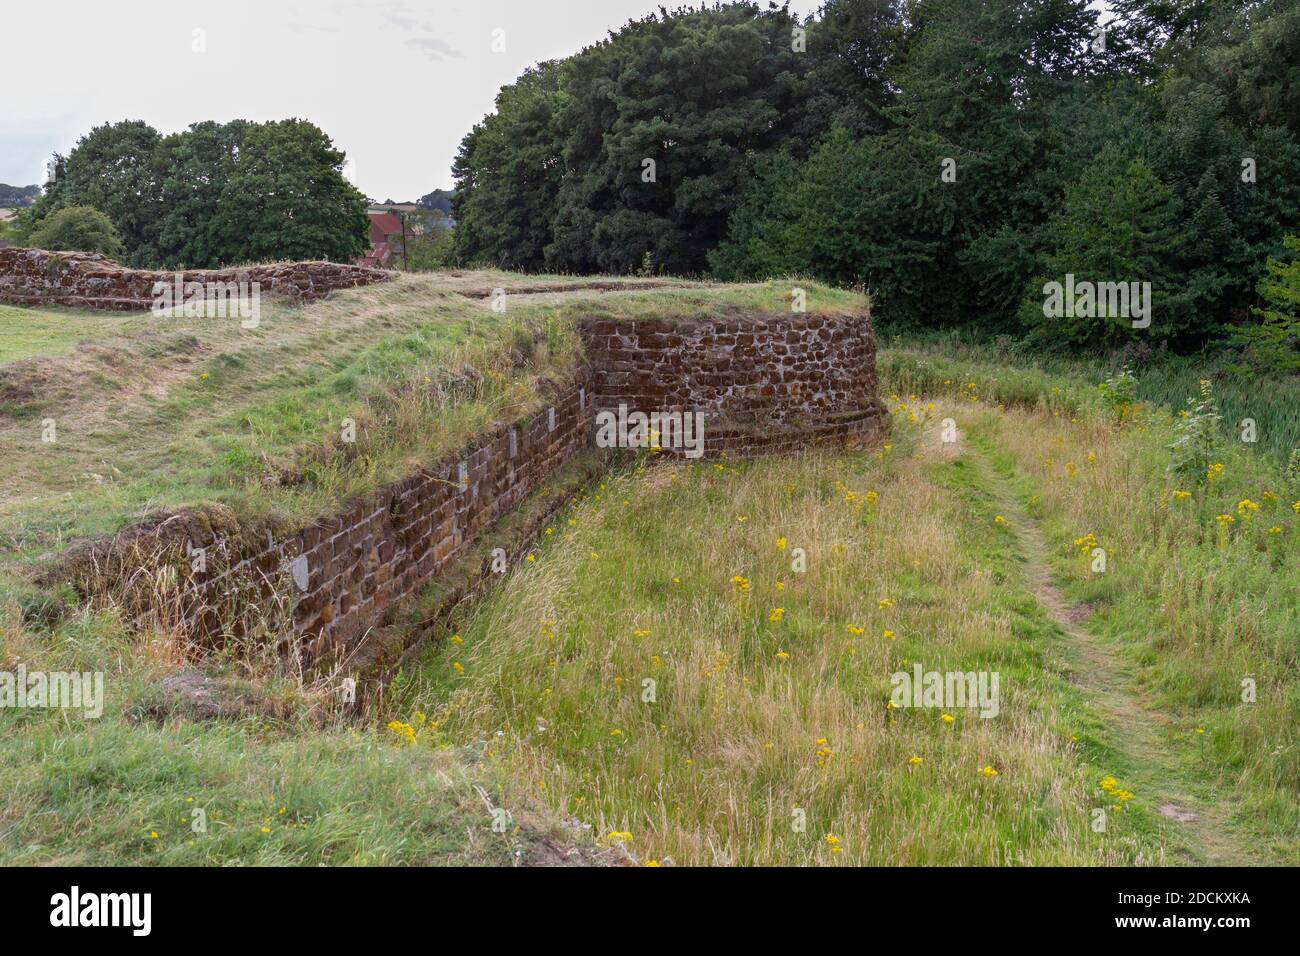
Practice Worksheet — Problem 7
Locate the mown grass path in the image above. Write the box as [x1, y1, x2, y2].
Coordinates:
[964, 429, 1264, 866]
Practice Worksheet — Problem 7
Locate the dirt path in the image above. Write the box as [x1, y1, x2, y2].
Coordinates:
[951, 429, 1262, 865]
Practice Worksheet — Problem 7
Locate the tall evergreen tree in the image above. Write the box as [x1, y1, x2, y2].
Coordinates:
[452, 63, 565, 270]
[546, 3, 811, 275]
[1020, 148, 1186, 346]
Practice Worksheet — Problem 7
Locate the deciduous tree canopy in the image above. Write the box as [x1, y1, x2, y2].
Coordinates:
[453, 0, 1300, 353]
[17, 118, 367, 269]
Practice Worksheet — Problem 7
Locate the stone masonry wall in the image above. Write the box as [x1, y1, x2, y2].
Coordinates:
[71, 378, 594, 668]
[0, 247, 390, 311]
[579, 311, 887, 456]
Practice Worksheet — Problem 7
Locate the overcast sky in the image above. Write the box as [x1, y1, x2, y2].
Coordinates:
[1, 0, 825, 201]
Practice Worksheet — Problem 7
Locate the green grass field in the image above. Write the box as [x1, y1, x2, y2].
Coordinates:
[1, 275, 1295, 865]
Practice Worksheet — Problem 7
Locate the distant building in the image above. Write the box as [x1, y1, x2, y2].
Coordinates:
[359, 210, 404, 269]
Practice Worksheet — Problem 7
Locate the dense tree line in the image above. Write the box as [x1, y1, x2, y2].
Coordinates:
[13, 119, 368, 268]
[452, 0, 1300, 352]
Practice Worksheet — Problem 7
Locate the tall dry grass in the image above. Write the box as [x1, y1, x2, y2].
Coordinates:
[390, 413, 1159, 865]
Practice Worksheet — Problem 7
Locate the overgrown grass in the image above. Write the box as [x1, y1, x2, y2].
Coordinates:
[0, 555, 605, 866]
[383, 359, 1295, 865]
[387, 417, 1177, 865]
[877, 331, 1300, 465]
[965, 402, 1298, 859]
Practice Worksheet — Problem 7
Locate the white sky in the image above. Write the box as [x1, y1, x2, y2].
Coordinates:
[1, 0, 824, 201]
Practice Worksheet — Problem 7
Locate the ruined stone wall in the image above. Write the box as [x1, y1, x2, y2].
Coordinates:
[48, 310, 887, 666]
[75, 379, 594, 667]
[0, 247, 390, 311]
[578, 311, 887, 456]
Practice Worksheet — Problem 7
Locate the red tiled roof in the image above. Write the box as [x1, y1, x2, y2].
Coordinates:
[369, 212, 403, 240]
[358, 212, 402, 268]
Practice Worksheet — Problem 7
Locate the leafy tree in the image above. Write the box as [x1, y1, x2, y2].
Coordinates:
[23, 120, 162, 265]
[405, 223, 457, 270]
[154, 120, 251, 268]
[452, 0, 1300, 351]
[26, 205, 126, 260]
[1232, 234, 1300, 373]
[712, 128, 957, 324]
[544, 3, 810, 275]
[706, 150, 804, 281]
[798, 0, 907, 141]
[1020, 149, 1185, 347]
[416, 189, 456, 214]
[1111, 0, 1239, 56]
[453, 62, 565, 270]
[21, 118, 367, 268]
[715, 0, 1109, 326]
[205, 120, 369, 265]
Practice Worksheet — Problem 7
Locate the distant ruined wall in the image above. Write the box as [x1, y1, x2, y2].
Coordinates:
[0, 247, 390, 311]
[46, 309, 886, 669]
